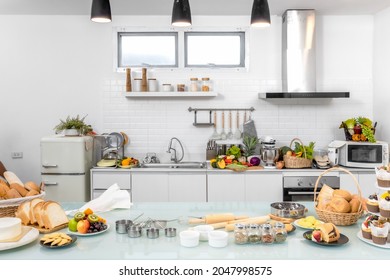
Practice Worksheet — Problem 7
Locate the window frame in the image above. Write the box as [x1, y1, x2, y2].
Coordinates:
[184, 31, 246, 68]
[113, 27, 249, 72]
[117, 31, 179, 68]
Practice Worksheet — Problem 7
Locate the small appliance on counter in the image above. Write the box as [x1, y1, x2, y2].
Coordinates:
[260, 136, 279, 168]
[328, 140, 389, 168]
[93, 133, 126, 168]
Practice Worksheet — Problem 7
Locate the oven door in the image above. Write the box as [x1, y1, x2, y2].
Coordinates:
[283, 188, 320, 202]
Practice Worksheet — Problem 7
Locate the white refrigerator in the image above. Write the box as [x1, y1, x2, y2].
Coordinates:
[40, 135, 93, 202]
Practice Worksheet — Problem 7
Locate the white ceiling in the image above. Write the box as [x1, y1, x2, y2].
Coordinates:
[1, 0, 390, 16]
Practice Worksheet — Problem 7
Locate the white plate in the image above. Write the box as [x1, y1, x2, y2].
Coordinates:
[357, 231, 390, 249]
[294, 219, 324, 230]
[0, 226, 39, 251]
[68, 224, 110, 236]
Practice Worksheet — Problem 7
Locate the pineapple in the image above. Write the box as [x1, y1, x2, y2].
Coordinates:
[242, 135, 259, 158]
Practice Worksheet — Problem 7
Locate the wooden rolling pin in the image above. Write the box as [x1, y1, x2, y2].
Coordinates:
[188, 213, 249, 225]
[225, 215, 270, 232]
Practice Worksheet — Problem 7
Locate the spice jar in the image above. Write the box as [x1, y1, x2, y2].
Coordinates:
[162, 84, 172, 92]
[148, 78, 158, 92]
[177, 84, 185, 92]
[247, 224, 261, 244]
[201, 77, 211, 91]
[234, 224, 248, 245]
[273, 222, 287, 243]
[133, 78, 142, 92]
[190, 78, 199, 92]
[261, 223, 274, 244]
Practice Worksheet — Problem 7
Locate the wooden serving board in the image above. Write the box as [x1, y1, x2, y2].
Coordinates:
[30, 223, 68, 234]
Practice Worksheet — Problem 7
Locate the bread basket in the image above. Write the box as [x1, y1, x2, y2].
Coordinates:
[283, 138, 312, 169]
[314, 167, 363, 226]
[0, 183, 45, 218]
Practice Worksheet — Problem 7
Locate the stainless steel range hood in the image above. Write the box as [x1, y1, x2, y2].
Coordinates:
[259, 9, 349, 99]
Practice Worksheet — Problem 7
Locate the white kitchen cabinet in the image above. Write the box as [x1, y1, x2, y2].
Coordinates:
[131, 173, 169, 202]
[90, 169, 131, 199]
[207, 173, 246, 202]
[245, 173, 283, 202]
[168, 172, 207, 202]
[357, 172, 377, 197]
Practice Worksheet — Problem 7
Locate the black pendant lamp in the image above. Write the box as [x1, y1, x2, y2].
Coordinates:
[251, 0, 271, 27]
[171, 0, 192, 27]
[91, 0, 112, 23]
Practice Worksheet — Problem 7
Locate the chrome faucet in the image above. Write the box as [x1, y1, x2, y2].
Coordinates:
[167, 137, 184, 163]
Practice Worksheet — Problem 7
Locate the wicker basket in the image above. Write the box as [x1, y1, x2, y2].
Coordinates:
[283, 138, 312, 169]
[314, 167, 363, 226]
[0, 192, 45, 218]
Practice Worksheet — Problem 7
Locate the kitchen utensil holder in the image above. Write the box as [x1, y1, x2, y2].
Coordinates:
[188, 107, 255, 127]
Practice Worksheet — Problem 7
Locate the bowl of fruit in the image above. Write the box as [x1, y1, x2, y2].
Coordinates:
[68, 208, 109, 236]
[339, 117, 376, 142]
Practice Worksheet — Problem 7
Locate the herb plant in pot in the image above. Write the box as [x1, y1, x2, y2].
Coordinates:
[54, 115, 93, 136]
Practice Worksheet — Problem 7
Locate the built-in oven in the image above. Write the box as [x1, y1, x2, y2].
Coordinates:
[283, 176, 340, 201]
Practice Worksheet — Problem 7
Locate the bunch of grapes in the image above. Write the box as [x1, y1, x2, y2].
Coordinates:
[362, 125, 376, 143]
[87, 222, 108, 233]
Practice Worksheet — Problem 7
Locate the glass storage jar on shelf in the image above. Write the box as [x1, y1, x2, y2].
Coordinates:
[190, 78, 199, 92]
[201, 77, 211, 92]
[234, 224, 248, 244]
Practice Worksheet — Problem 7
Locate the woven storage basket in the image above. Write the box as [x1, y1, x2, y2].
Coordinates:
[314, 167, 363, 226]
[0, 192, 45, 218]
[283, 138, 312, 169]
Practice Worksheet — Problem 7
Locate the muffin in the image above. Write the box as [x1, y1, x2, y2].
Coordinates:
[379, 193, 390, 218]
[376, 165, 390, 188]
[366, 194, 379, 213]
[361, 215, 378, 239]
[371, 220, 389, 245]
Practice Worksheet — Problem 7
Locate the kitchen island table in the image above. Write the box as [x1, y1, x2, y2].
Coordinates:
[0, 202, 388, 260]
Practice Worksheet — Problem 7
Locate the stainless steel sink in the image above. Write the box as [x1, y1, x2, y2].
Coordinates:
[141, 161, 206, 169]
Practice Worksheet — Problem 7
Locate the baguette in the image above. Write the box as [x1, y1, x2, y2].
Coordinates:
[6, 188, 21, 199]
[3, 171, 24, 187]
[0, 183, 9, 198]
[26, 189, 39, 197]
[24, 181, 40, 192]
[9, 183, 28, 197]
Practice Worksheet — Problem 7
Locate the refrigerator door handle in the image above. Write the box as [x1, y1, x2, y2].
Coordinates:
[43, 181, 58, 186]
[42, 164, 58, 168]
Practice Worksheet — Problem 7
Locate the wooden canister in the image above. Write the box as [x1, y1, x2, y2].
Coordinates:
[141, 68, 147, 92]
[125, 68, 132, 92]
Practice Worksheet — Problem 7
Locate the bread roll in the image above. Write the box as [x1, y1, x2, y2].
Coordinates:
[349, 198, 361, 213]
[330, 197, 351, 213]
[9, 183, 28, 197]
[0, 184, 9, 198]
[317, 223, 340, 243]
[333, 189, 352, 202]
[24, 181, 40, 192]
[3, 171, 24, 186]
[6, 188, 22, 199]
[26, 189, 39, 197]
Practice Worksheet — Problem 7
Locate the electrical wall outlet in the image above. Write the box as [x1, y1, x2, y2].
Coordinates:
[11, 152, 23, 159]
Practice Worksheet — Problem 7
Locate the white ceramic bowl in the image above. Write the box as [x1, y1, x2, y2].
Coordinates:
[208, 231, 228, 248]
[180, 230, 200, 247]
[193, 225, 214, 241]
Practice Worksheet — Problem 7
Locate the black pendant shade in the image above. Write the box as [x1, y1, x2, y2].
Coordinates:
[251, 0, 271, 27]
[171, 0, 192, 27]
[91, 0, 112, 23]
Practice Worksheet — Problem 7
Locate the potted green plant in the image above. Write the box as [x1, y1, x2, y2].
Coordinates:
[54, 115, 93, 136]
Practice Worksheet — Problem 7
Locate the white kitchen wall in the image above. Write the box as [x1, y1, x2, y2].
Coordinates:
[0, 14, 374, 182]
[374, 7, 390, 145]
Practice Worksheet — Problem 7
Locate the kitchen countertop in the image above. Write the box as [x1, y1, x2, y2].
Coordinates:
[0, 202, 388, 260]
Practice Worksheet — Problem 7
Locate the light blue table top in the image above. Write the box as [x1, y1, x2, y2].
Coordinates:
[0, 202, 388, 260]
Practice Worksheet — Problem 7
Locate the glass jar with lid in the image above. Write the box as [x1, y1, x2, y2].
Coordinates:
[273, 222, 287, 243]
[190, 78, 199, 92]
[234, 224, 248, 244]
[261, 223, 274, 244]
[247, 224, 261, 244]
[201, 77, 211, 92]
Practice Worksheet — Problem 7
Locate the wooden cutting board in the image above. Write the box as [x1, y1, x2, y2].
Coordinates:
[30, 223, 68, 234]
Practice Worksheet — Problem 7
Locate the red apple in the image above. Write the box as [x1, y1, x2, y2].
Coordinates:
[353, 125, 362, 135]
[312, 230, 322, 242]
[77, 219, 90, 234]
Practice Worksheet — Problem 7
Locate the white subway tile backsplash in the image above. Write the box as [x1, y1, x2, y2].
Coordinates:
[103, 76, 373, 159]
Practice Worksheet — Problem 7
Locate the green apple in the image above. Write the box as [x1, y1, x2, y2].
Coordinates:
[68, 218, 78, 232]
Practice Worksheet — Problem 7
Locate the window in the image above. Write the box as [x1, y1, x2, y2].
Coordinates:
[185, 32, 245, 68]
[118, 32, 178, 68]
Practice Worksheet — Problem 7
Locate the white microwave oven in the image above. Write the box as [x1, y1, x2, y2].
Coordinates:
[328, 140, 389, 168]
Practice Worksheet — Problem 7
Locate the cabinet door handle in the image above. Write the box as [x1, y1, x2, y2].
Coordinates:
[43, 181, 58, 186]
[42, 164, 58, 168]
